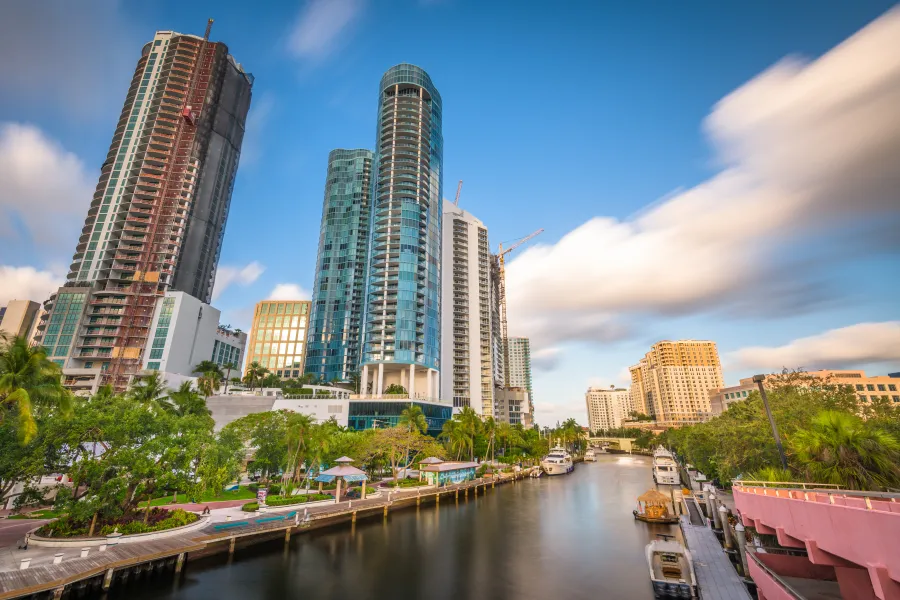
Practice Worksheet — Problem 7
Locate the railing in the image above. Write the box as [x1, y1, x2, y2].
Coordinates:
[735, 483, 900, 509]
[733, 480, 842, 490]
[747, 553, 805, 600]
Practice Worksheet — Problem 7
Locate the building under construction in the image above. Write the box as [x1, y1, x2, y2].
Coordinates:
[35, 25, 253, 392]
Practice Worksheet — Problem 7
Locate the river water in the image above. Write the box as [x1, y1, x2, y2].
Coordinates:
[115, 454, 676, 600]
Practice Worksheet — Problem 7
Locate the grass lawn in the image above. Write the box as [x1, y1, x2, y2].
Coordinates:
[149, 486, 257, 507]
[7, 509, 64, 519]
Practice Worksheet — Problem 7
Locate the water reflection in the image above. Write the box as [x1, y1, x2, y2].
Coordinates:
[113, 455, 673, 600]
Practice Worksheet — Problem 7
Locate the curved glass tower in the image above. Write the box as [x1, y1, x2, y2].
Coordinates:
[305, 149, 373, 382]
[361, 64, 443, 400]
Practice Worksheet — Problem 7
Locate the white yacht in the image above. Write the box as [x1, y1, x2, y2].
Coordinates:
[584, 448, 597, 462]
[652, 446, 679, 486]
[541, 446, 574, 475]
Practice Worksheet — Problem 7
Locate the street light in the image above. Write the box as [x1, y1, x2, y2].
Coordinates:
[753, 374, 788, 471]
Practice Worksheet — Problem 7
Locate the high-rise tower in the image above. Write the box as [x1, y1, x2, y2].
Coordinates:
[34, 27, 252, 389]
[360, 64, 443, 400]
[305, 149, 373, 383]
[440, 200, 493, 415]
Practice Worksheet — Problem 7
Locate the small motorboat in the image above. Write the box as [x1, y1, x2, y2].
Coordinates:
[646, 535, 697, 598]
[584, 449, 597, 462]
[634, 489, 680, 524]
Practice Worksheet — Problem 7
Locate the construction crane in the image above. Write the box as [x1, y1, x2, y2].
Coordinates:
[497, 228, 543, 387]
[453, 180, 463, 206]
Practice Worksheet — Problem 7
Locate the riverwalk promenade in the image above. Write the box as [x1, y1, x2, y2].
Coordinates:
[0, 470, 534, 599]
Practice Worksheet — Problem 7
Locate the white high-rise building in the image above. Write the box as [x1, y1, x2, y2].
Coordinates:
[585, 387, 631, 433]
[505, 336, 534, 426]
[441, 200, 494, 416]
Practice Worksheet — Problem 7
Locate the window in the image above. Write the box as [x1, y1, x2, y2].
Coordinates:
[877, 384, 886, 391]
[888, 384, 896, 391]
[867, 384, 875, 391]
[147, 362, 160, 370]
[856, 384, 864, 391]
[893, 396, 899, 403]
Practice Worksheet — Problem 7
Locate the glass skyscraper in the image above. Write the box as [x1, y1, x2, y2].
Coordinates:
[305, 149, 373, 382]
[360, 64, 443, 399]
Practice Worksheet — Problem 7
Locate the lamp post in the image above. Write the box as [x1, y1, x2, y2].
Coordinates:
[753, 374, 788, 471]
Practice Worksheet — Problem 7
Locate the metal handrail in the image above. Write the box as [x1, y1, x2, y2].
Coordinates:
[733, 480, 842, 490]
[747, 552, 806, 599]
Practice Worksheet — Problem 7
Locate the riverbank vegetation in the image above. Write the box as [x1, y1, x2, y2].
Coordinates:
[657, 371, 900, 490]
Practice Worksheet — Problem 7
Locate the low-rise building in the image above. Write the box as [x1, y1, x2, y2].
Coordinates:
[212, 326, 246, 371]
[710, 369, 900, 417]
[419, 459, 479, 486]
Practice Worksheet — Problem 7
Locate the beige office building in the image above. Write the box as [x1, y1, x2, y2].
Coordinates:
[710, 369, 900, 416]
[245, 300, 311, 379]
[630, 340, 724, 426]
[585, 387, 632, 432]
[0, 300, 41, 340]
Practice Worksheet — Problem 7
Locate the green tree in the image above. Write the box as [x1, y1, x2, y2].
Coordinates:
[362, 425, 445, 483]
[399, 404, 427, 434]
[221, 362, 238, 394]
[225, 410, 290, 481]
[167, 381, 211, 418]
[193, 360, 223, 397]
[457, 407, 481, 460]
[384, 383, 407, 395]
[243, 362, 268, 391]
[127, 371, 170, 409]
[791, 411, 900, 490]
[440, 419, 469, 461]
[0, 334, 73, 442]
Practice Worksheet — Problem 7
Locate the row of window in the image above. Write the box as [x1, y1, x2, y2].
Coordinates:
[855, 383, 897, 392]
[257, 302, 309, 316]
[859, 395, 900, 403]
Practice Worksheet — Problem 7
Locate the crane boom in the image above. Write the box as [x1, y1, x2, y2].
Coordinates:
[453, 180, 463, 206]
[496, 228, 543, 388]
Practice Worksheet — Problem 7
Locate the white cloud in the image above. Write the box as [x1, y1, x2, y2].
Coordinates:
[506, 8, 900, 350]
[0, 0, 137, 118]
[533, 401, 588, 429]
[727, 322, 900, 372]
[212, 262, 265, 301]
[0, 123, 94, 247]
[268, 283, 312, 301]
[288, 0, 366, 61]
[531, 347, 562, 372]
[0, 266, 62, 305]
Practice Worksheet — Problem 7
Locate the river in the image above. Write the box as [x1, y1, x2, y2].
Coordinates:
[113, 454, 676, 600]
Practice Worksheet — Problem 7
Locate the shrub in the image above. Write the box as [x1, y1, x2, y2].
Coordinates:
[344, 487, 375, 498]
[392, 479, 429, 488]
[267, 483, 282, 496]
[242, 502, 259, 512]
[248, 483, 260, 493]
[241, 494, 332, 511]
[39, 509, 198, 538]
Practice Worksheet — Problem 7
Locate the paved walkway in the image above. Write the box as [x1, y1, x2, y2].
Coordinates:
[680, 516, 750, 600]
[0, 473, 527, 598]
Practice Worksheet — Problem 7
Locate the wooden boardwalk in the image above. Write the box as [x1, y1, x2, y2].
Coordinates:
[0, 472, 531, 599]
[679, 516, 751, 600]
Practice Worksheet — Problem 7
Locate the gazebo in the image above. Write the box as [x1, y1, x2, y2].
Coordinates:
[316, 457, 368, 503]
[633, 489, 678, 524]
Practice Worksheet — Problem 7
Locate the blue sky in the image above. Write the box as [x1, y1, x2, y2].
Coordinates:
[1, 1, 898, 425]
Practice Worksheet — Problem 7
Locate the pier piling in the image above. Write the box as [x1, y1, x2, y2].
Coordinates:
[175, 553, 185, 574]
[229, 537, 236, 555]
[102, 567, 114, 590]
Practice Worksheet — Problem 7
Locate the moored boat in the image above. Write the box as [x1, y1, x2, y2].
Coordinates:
[584, 448, 597, 461]
[541, 446, 574, 475]
[652, 446, 679, 485]
[633, 489, 679, 524]
[646, 535, 697, 598]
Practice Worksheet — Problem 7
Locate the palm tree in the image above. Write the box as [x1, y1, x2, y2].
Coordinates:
[221, 362, 238, 394]
[244, 361, 267, 391]
[167, 381, 210, 417]
[400, 404, 428, 433]
[457, 407, 481, 460]
[348, 370, 361, 394]
[0, 334, 73, 442]
[791, 410, 900, 491]
[284, 412, 314, 486]
[127, 371, 170, 409]
[482, 416, 497, 463]
[440, 419, 468, 461]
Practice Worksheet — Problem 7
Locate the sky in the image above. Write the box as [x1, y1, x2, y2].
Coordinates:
[1, 0, 899, 426]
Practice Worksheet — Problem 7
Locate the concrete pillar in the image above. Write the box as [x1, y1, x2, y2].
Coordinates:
[400, 367, 407, 390]
[376, 363, 384, 396]
[318, 481, 323, 493]
[383, 504, 388, 517]
[361, 481, 367, 500]
[709, 494, 721, 529]
[19, 558, 32, 570]
[335, 478, 342, 504]
[720, 506, 733, 549]
[735, 524, 749, 577]
[229, 538, 236, 555]
[102, 567, 114, 590]
[426, 369, 433, 400]
[361, 365, 369, 397]
[99, 544, 107, 552]
[53, 553, 63, 565]
[175, 553, 185, 573]
[285, 528, 291, 542]
[409, 364, 416, 398]
[81, 547, 90, 558]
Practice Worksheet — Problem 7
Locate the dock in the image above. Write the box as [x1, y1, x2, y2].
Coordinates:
[680, 515, 751, 600]
[0, 471, 532, 599]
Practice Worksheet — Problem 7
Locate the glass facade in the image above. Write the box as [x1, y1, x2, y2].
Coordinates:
[347, 401, 451, 436]
[245, 301, 310, 379]
[362, 64, 443, 371]
[43, 293, 86, 359]
[305, 149, 373, 383]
